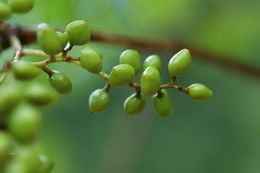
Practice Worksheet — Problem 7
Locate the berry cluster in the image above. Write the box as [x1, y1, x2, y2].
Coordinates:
[0, 0, 213, 172]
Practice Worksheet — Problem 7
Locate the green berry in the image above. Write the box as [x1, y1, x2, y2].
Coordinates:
[38, 155, 54, 173]
[0, 132, 12, 163]
[119, 49, 141, 74]
[89, 89, 109, 113]
[123, 94, 145, 115]
[49, 71, 72, 94]
[37, 23, 63, 55]
[65, 20, 91, 45]
[56, 31, 68, 49]
[9, 103, 42, 142]
[25, 83, 57, 106]
[152, 89, 172, 117]
[0, 2, 12, 22]
[143, 54, 162, 72]
[168, 49, 192, 77]
[188, 83, 213, 101]
[12, 145, 41, 172]
[108, 64, 135, 87]
[8, 0, 34, 13]
[80, 46, 103, 74]
[0, 86, 21, 114]
[141, 66, 161, 96]
[12, 61, 40, 80]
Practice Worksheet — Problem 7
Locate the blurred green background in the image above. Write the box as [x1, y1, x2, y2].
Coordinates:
[4, 0, 260, 172]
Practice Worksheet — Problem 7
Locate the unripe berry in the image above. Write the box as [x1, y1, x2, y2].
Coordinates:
[0, 86, 21, 114]
[56, 31, 68, 49]
[25, 83, 57, 106]
[9, 103, 42, 142]
[119, 49, 141, 74]
[187, 83, 213, 101]
[0, 2, 12, 22]
[37, 23, 63, 55]
[65, 20, 91, 45]
[123, 94, 145, 115]
[0, 132, 12, 163]
[80, 46, 103, 74]
[168, 49, 191, 77]
[108, 64, 135, 87]
[49, 71, 72, 94]
[8, 0, 34, 13]
[143, 54, 162, 72]
[152, 89, 172, 117]
[141, 66, 161, 96]
[38, 155, 54, 173]
[89, 89, 109, 113]
[12, 61, 40, 80]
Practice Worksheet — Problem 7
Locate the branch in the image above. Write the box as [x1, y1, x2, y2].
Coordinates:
[1, 23, 260, 79]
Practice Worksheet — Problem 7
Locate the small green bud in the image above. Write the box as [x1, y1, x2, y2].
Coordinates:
[37, 23, 63, 55]
[152, 89, 172, 117]
[0, 2, 12, 22]
[143, 54, 162, 72]
[25, 83, 57, 106]
[141, 66, 161, 96]
[80, 46, 103, 74]
[9, 103, 42, 142]
[8, 0, 34, 13]
[108, 64, 135, 87]
[123, 94, 145, 115]
[49, 71, 72, 94]
[187, 83, 213, 101]
[65, 20, 91, 45]
[0, 132, 12, 163]
[56, 31, 68, 49]
[119, 49, 141, 74]
[12, 61, 40, 80]
[0, 86, 21, 114]
[38, 155, 54, 173]
[89, 89, 109, 113]
[168, 49, 192, 77]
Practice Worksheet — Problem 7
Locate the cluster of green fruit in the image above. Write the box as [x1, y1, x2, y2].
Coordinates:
[0, 0, 213, 172]
[88, 49, 213, 117]
[0, 0, 34, 22]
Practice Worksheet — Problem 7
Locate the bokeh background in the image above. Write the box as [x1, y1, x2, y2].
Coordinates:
[3, 0, 260, 172]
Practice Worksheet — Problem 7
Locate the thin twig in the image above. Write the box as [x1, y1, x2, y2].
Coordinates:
[1, 23, 260, 79]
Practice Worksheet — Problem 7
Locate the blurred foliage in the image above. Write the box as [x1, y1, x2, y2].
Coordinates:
[2, 0, 260, 173]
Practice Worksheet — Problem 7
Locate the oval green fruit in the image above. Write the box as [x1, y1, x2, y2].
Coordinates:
[143, 54, 162, 72]
[0, 86, 21, 114]
[108, 64, 135, 87]
[168, 49, 192, 77]
[37, 23, 63, 55]
[56, 31, 68, 49]
[12, 61, 40, 80]
[8, 0, 34, 13]
[119, 49, 141, 74]
[49, 71, 72, 94]
[188, 83, 213, 101]
[141, 66, 161, 96]
[89, 89, 109, 113]
[123, 94, 145, 115]
[9, 103, 42, 142]
[25, 83, 57, 106]
[152, 89, 172, 117]
[80, 46, 103, 74]
[38, 155, 54, 173]
[0, 2, 12, 22]
[65, 20, 91, 45]
[0, 132, 12, 163]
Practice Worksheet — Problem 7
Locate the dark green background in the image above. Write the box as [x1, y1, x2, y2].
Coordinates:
[4, 0, 260, 172]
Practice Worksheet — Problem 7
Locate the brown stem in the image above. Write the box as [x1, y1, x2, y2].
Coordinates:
[1, 23, 260, 79]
